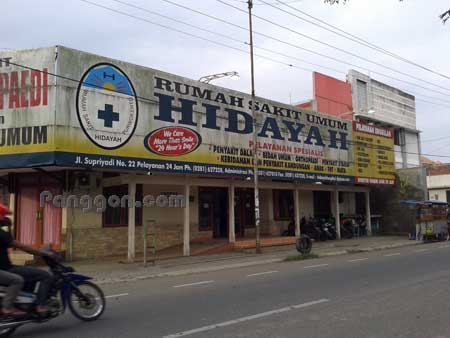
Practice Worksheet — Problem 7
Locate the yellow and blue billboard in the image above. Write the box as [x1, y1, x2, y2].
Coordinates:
[0, 46, 395, 185]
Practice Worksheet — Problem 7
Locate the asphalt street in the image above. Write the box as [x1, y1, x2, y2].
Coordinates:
[11, 242, 450, 338]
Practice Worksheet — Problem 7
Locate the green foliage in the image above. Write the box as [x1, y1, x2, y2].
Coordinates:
[284, 253, 319, 262]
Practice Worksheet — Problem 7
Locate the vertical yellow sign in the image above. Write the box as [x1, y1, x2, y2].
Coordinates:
[353, 122, 395, 185]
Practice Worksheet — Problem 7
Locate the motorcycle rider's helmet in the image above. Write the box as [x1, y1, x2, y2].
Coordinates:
[0, 203, 11, 220]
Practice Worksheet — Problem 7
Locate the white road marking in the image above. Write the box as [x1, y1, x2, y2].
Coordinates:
[384, 253, 401, 257]
[105, 293, 129, 299]
[173, 280, 214, 288]
[439, 245, 450, 249]
[304, 264, 329, 269]
[247, 270, 279, 277]
[415, 248, 429, 253]
[162, 298, 330, 338]
[348, 258, 368, 263]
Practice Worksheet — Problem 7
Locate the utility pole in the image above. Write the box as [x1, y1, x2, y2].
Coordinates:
[248, 0, 261, 254]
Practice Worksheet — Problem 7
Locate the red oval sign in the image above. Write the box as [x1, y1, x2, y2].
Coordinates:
[144, 127, 202, 156]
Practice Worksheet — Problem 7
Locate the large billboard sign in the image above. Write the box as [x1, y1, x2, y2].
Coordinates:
[0, 49, 55, 167]
[353, 122, 395, 185]
[0, 46, 395, 185]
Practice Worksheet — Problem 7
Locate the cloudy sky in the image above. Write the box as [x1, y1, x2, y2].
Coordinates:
[2, 0, 450, 160]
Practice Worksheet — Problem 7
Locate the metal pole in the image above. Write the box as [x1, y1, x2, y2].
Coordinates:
[143, 221, 147, 267]
[248, 0, 261, 254]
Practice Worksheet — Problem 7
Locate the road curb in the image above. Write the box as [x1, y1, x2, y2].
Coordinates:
[94, 240, 424, 285]
[95, 258, 283, 285]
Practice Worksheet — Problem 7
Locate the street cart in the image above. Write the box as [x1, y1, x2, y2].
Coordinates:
[401, 200, 449, 242]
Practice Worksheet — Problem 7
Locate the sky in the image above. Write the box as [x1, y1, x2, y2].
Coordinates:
[2, 0, 450, 161]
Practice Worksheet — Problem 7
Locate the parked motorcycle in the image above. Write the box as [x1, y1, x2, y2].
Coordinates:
[281, 219, 296, 236]
[340, 218, 354, 239]
[355, 215, 367, 236]
[300, 217, 328, 241]
[320, 218, 337, 240]
[0, 249, 106, 337]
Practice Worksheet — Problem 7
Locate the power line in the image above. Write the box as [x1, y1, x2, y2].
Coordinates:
[217, 0, 450, 93]
[264, 0, 450, 82]
[255, 0, 302, 5]
[109, 0, 346, 74]
[78, 0, 450, 112]
[157, 0, 450, 101]
[422, 135, 450, 143]
[78, 0, 311, 74]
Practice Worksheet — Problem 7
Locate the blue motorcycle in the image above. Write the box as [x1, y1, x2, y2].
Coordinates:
[0, 250, 106, 337]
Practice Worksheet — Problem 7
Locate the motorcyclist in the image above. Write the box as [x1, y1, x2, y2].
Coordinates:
[0, 204, 54, 316]
[0, 205, 26, 317]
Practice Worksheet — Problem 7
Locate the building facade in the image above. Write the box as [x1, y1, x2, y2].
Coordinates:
[347, 70, 421, 169]
[427, 164, 450, 202]
[0, 46, 396, 260]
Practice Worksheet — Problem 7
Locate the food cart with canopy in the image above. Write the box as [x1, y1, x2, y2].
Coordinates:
[401, 200, 449, 242]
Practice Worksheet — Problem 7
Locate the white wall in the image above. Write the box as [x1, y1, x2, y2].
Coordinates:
[299, 190, 314, 218]
[348, 70, 416, 130]
[394, 145, 403, 169]
[428, 189, 448, 202]
[427, 174, 450, 189]
[340, 192, 356, 215]
[404, 131, 420, 168]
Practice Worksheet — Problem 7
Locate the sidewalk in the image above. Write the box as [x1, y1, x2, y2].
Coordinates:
[71, 236, 422, 285]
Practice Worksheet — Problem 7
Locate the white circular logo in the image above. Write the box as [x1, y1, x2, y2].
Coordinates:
[76, 63, 138, 150]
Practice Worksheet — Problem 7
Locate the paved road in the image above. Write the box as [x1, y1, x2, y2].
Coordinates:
[11, 242, 450, 338]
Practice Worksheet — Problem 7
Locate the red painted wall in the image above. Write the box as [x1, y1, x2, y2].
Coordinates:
[296, 101, 313, 110]
[312, 72, 353, 120]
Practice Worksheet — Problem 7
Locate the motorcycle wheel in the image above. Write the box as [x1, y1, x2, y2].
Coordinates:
[296, 235, 312, 254]
[0, 327, 17, 338]
[68, 281, 106, 322]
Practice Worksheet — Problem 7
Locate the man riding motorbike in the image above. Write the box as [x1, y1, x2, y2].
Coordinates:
[0, 204, 54, 317]
[0, 205, 25, 317]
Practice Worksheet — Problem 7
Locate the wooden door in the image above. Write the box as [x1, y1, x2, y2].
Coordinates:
[234, 189, 255, 237]
[16, 177, 62, 249]
[17, 185, 40, 246]
[42, 184, 62, 248]
[199, 189, 215, 232]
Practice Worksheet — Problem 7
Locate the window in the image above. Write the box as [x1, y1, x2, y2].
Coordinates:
[102, 184, 143, 227]
[273, 190, 294, 220]
[356, 80, 368, 112]
[394, 129, 404, 146]
[446, 191, 450, 203]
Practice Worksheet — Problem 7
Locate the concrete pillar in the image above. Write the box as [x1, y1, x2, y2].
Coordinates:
[183, 180, 190, 256]
[228, 181, 235, 243]
[334, 190, 341, 240]
[8, 192, 15, 232]
[128, 181, 136, 262]
[365, 190, 372, 236]
[294, 189, 300, 237]
[61, 199, 68, 251]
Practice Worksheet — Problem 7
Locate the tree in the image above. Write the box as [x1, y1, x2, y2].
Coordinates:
[323, 0, 450, 24]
